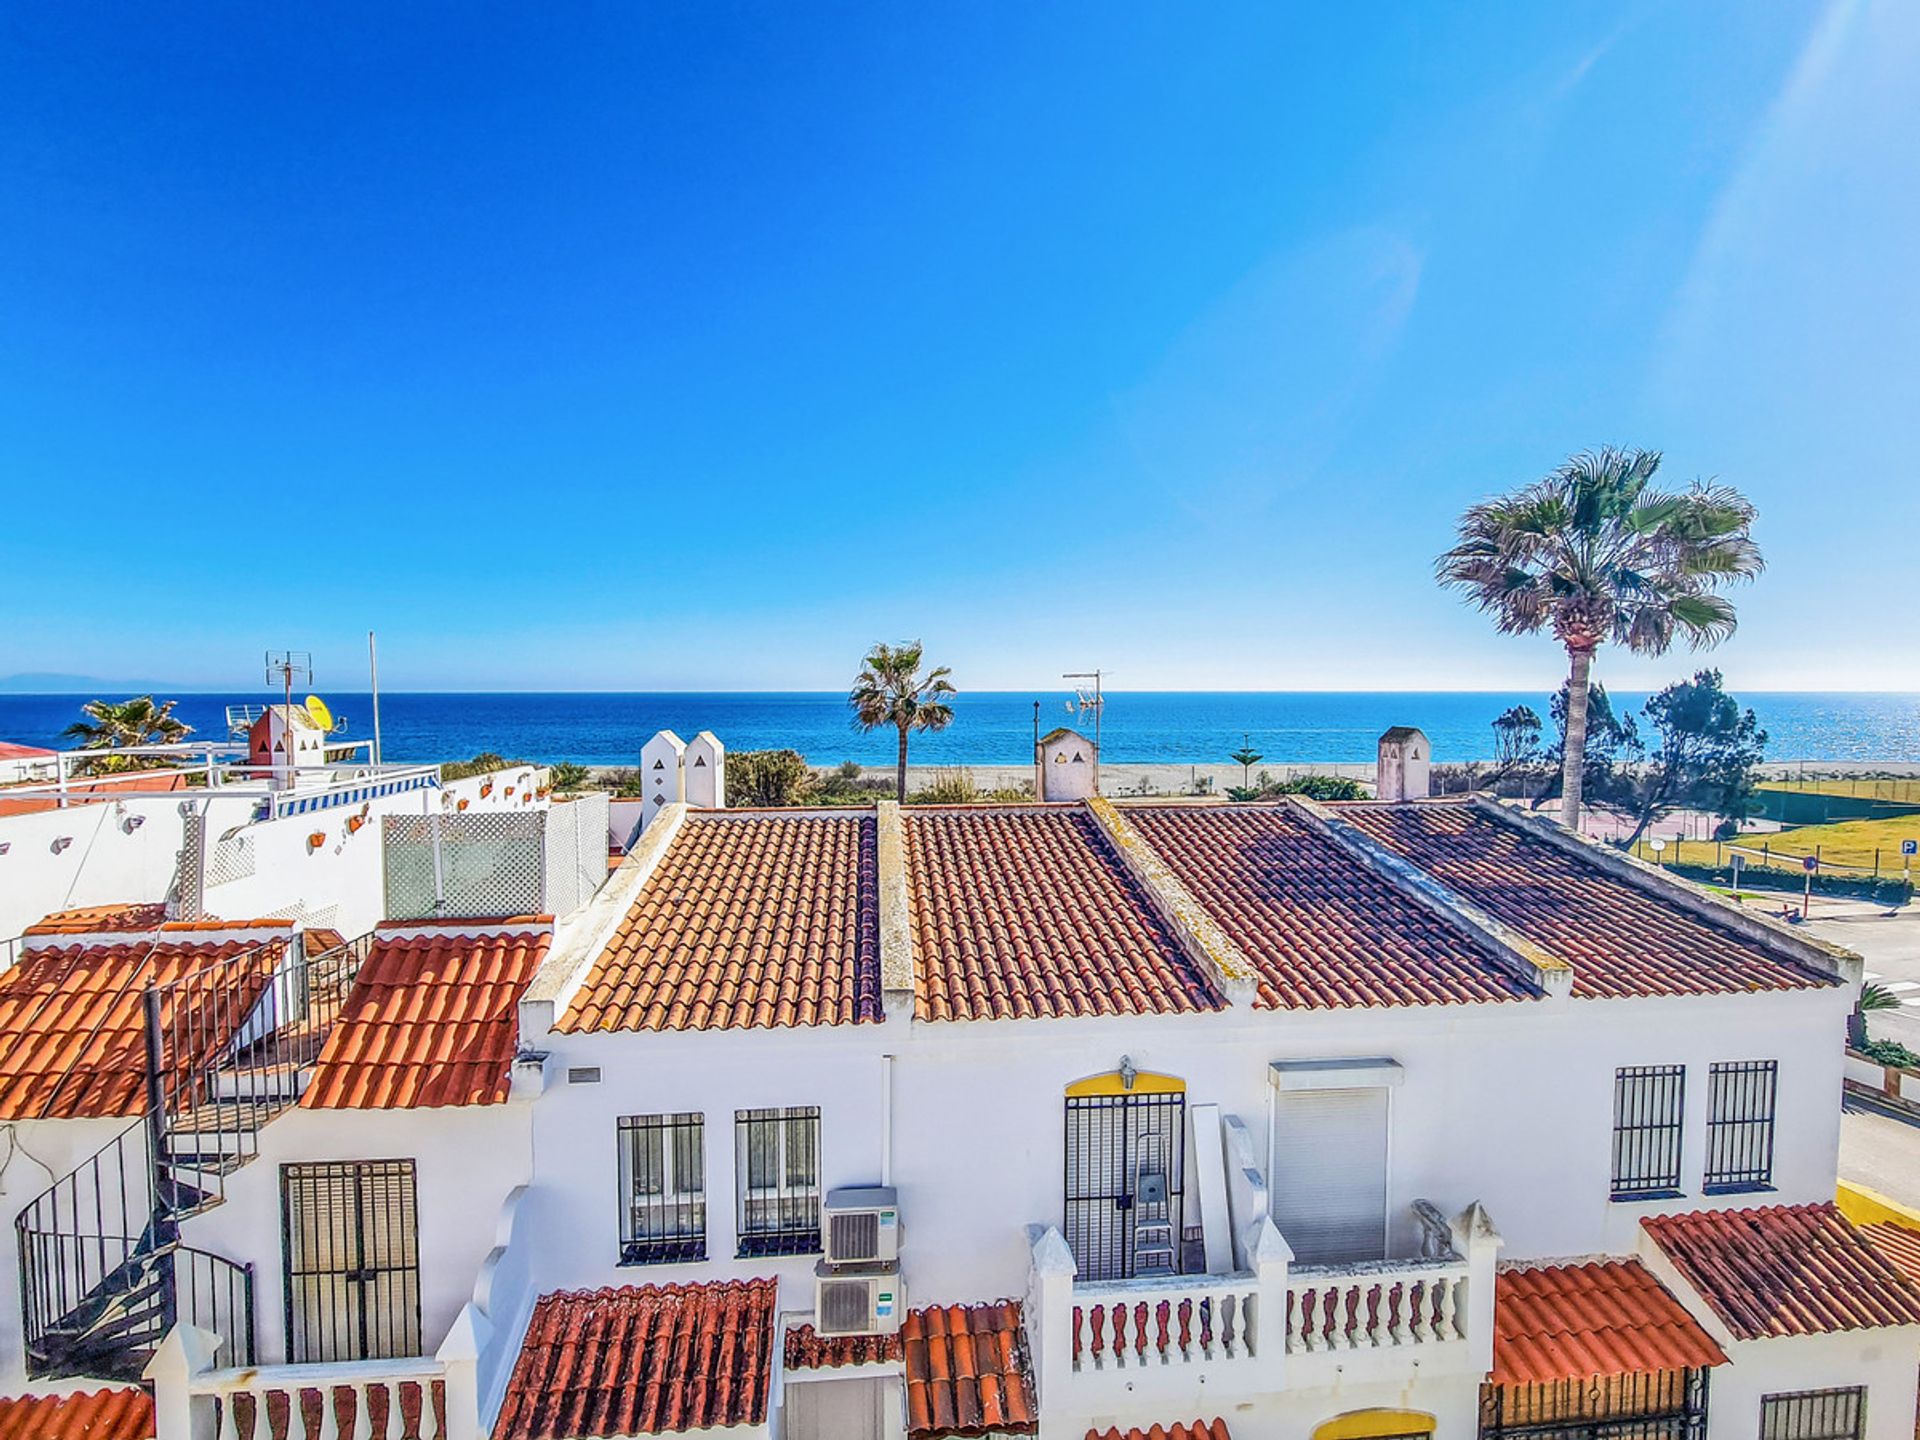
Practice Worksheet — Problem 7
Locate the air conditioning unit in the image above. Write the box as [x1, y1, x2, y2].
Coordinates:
[822, 1186, 900, 1265]
[815, 1261, 904, 1337]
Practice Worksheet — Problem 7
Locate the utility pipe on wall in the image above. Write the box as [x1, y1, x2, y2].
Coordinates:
[881, 1053, 895, 1187]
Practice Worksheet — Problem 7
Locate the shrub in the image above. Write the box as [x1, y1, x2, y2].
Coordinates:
[441, 752, 531, 781]
[1273, 774, 1368, 801]
[1660, 858, 1912, 907]
[1861, 1037, 1920, 1069]
[547, 762, 591, 794]
[603, 767, 645, 798]
[910, 769, 980, 805]
[727, 750, 816, 807]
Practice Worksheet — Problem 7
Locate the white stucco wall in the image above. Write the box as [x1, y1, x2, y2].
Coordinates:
[511, 982, 1851, 1316]
[1706, 1330, 1920, 1440]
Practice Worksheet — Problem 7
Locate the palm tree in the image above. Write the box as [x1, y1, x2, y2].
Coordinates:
[849, 641, 957, 803]
[63, 695, 193, 772]
[1438, 448, 1762, 830]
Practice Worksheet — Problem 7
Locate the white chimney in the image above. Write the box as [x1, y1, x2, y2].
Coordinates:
[684, 731, 726, 809]
[1035, 727, 1098, 803]
[1376, 726, 1431, 802]
[638, 730, 687, 831]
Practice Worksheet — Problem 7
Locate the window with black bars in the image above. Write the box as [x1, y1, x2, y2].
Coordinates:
[1760, 1388, 1865, 1440]
[1704, 1060, 1777, 1192]
[1479, 1369, 1709, 1440]
[1612, 1065, 1686, 1198]
[619, 1113, 706, 1264]
[281, 1160, 421, 1364]
[736, 1106, 821, 1257]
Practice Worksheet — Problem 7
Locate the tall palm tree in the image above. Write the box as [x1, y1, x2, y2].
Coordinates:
[63, 695, 193, 772]
[1437, 448, 1762, 830]
[849, 641, 957, 803]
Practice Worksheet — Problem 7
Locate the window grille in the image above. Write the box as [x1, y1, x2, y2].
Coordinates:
[619, 1113, 706, 1263]
[1704, 1060, 1777, 1191]
[1612, 1065, 1686, 1198]
[1760, 1389, 1865, 1440]
[281, 1160, 421, 1363]
[736, 1106, 821, 1257]
[1480, 1368, 1710, 1440]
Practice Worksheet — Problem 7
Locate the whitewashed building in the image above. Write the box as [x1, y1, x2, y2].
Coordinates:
[0, 736, 1916, 1440]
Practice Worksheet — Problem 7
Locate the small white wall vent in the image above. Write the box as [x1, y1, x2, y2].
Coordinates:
[567, 1066, 602, 1085]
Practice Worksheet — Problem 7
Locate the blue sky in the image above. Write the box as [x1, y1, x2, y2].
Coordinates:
[1, 2, 1914, 693]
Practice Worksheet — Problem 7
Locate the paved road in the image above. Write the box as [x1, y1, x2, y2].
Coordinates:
[1798, 900, 1920, 1206]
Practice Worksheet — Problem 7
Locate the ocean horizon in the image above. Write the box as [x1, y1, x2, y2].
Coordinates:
[3, 690, 1916, 769]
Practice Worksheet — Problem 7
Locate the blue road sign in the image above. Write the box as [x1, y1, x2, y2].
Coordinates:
[1802, 856, 1819, 871]
[1904, 839, 1918, 857]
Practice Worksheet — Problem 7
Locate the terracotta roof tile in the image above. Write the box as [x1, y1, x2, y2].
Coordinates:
[1341, 804, 1832, 999]
[0, 770, 189, 817]
[903, 1301, 1037, 1439]
[785, 1324, 905, 1369]
[1087, 1424, 1231, 1440]
[0, 742, 56, 760]
[491, 1280, 777, 1439]
[300, 926, 551, 1110]
[1493, 1259, 1726, 1383]
[905, 809, 1223, 1022]
[1645, 1203, 1920, 1339]
[24, 903, 171, 936]
[559, 815, 883, 1033]
[1863, 1222, 1920, 1285]
[0, 936, 282, 1119]
[1123, 805, 1535, 1009]
[0, 1387, 154, 1440]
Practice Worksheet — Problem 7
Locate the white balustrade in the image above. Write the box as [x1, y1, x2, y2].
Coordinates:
[1284, 1258, 1470, 1354]
[196, 1357, 453, 1440]
[1069, 1273, 1265, 1372]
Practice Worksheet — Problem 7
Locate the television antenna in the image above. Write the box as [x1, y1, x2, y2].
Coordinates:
[266, 651, 313, 715]
[1063, 669, 1105, 793]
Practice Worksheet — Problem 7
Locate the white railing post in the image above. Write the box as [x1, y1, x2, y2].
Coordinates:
[1026, 1225, 1078, 1408]
[145, 1323, 222, 1440]
[1450, 1201, 1504, 1369]
[1247, 1215, 1291, 1368]
[438, 1303, 490, 1440]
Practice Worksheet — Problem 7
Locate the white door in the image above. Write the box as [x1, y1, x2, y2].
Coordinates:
[785, 1376, 887, 1440]
[1270, 1086, 1390, 1263]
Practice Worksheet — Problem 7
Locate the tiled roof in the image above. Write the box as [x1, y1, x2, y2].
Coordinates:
[301, 926, 551, 1110]
[0, 936, 281, 1119]
[1644, 1203, 1920, 1339]
[559, 815, 883, 1033]
[0, 1388, 154, 1440]
[492, 1280, 777, 1439]
[1087, 1424, 1230, 1440]
[24, 903, 171, 936]
[0, 770, 189, 817]
[0, 742, 57, 759]
[1122, 805, 1535, 1009]
[1493, 1259, 1725, 1383]
[905, 809, 1223, 1021]
[904, 1301, 1038, 1439]
[1341, 804, 1832, 999]
[784, 1324, 904, 1370]
[1863, 1222, 1920, 1284]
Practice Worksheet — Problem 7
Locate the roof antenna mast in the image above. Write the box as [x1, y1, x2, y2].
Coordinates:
[1062, 669, 1105, 795]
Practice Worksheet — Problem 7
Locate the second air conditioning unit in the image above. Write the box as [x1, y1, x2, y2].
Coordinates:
[815, 1262, 905, 1337]
[822, 1185, 900, 1265]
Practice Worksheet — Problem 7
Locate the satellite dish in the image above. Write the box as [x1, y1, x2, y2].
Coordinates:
[305, 695, 334, 731]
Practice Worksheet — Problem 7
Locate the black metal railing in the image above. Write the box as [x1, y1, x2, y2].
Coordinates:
[152, 932, 374, 1212]
[1611, 1064, 1686, 1199]
[15, 929, 372, 1379]
[1481, 1368, 1710, 1440]
[619, 1113, 707, 1264]
[1760, 1387, 1865, 1440]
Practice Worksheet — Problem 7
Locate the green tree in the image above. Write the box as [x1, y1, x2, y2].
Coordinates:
[63, 696, 192, 771]
[1489, 705, 1543, 778]
[726, 749, 816, 807]
[1620, 669, 1767, 848]
[1228, 735, 1262, 788]
[547, 761, 591, 793]
[1438, 447, 1762, 829]
[849, 641, 957, 803]
[1541, 682, 1642, 811]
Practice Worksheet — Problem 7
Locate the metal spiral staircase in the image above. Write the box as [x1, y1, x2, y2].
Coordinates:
[15, 933, 370, 1381]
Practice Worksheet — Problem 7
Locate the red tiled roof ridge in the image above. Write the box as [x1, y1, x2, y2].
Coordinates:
[1086, 1423, 1231, 1440]
[1644, 1202, 1920, 1340]
[1492, 1255, 1726, 1384]
[0, 1386, 156, 1440]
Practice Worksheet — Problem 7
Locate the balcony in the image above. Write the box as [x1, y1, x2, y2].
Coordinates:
[1026, 1200, 1500, 1427]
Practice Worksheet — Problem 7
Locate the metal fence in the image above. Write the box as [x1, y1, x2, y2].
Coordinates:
[382, 794, 609, 920]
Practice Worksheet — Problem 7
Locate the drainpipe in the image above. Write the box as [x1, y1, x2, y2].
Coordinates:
[880, 1054, 895, 1187]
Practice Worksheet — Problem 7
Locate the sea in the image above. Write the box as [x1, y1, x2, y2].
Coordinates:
[3, 691, 1917, 768]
